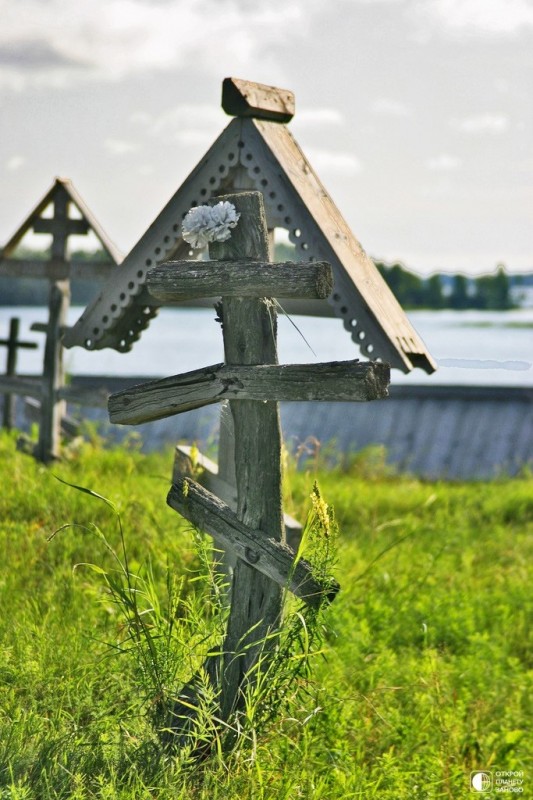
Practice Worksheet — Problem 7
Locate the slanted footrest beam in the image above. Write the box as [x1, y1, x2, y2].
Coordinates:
[167, 477, 339, 609]
[174, 444, 303, 549]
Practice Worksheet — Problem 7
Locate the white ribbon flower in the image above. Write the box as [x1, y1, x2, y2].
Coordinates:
[181, 201, 240, 249]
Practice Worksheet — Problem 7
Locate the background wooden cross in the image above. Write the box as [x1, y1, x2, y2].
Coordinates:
[0, 317, 38, 430]
[108, 191, 390, 732]
[32, 188, 90, 263]
[0, 178, 121, 461]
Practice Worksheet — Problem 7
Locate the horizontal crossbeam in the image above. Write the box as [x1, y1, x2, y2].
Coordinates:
[33, 217, 89, 236]
[0, 338, 37, 350]
[0, 259, 115, 281]
[168, 477, 338, 608]
[108, 360, 390, 425]
[31, 322, 70, 337]
[0, 375, 42, 399]
[147, 260, 333, 302]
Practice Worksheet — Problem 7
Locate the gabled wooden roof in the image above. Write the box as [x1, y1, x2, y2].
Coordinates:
[1, 177, 122, 265]
[64, 82, 435, 374]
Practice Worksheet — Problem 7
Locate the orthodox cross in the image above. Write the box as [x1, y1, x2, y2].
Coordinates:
[108, 191, 390, 732]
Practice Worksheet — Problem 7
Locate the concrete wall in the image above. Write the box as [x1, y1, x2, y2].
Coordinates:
[3, 378, 532, 480]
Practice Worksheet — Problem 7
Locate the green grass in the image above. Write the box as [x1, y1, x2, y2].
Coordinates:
[0, 430, 532, 798]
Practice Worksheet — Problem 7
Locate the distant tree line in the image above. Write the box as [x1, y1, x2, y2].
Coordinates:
[275, 241, 518, 310]
[0, 248, 109, 306]
[375, 261, 515, 310]
[0, 244, 524, 310]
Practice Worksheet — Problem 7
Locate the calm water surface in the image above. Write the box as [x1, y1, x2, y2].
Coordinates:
[1, 306, 532, 387]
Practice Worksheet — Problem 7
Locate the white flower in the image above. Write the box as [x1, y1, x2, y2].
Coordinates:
[181, 201, 240, 249]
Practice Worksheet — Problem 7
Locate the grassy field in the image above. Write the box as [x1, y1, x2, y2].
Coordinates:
[0, 430, 531, 798]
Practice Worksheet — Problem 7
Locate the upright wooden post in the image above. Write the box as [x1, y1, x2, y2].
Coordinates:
[2, 318, 19, 431]
[209, 192, 284, 719]
[35, 281, 69, 462]
[36, 187, 70, 461]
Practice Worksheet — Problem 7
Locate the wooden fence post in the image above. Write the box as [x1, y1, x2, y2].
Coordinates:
[35, 281, 69, 462]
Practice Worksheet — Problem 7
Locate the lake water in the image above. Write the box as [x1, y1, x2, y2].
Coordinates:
[1, 306, 532, 387]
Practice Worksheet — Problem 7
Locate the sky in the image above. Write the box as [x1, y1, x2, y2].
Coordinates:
[0, 0, 531, 277]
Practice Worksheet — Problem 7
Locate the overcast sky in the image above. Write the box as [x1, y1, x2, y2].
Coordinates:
[0, 0, 531, 276]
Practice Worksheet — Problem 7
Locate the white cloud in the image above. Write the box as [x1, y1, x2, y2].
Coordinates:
[104, 138, 140, 155]
[294, 108, 344, 126]
[130, 104, 223, 146]
[371, 98, 411, 116]
[305, 147, 362, 175]
[0, 0, 309, 90]
[151, 106, 222, 138]
[5, 155, 27, 171]
[494, 78, 510, 93]
[426, 154, 461, 170]
[414, 0, 533, 37]
[452, 114, 510, 134]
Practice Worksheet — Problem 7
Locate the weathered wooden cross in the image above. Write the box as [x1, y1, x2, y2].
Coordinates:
[0, 317, 38, 430]
[0, 178, 121, 461]
[108, 191, 390, 730]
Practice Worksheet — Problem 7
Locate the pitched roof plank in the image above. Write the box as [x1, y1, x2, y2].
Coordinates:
[242, 118, 436, 373]
[64, 119, 245, 351]
[63, 81, 435, 374]
[1, 178, 122, 265]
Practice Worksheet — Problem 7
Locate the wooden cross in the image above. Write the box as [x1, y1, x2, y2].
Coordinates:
[0, 178, 122, 461]
[0, 317, 38, 430]
[108, 191, 389, 732]
[32, 189, 90, 261]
